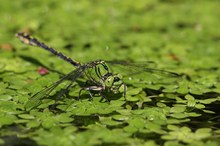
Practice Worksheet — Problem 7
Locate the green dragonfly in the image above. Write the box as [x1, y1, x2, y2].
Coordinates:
[16, 32, 180, 110]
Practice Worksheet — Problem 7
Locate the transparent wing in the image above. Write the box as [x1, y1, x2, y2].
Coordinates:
[106, 60, 157, 69]
[25, 67, 86, 110]
[106, 60, 181, 87]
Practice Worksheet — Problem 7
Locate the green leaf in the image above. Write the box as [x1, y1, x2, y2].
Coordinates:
[199, 98, 217, 104]
[112, 115, 129, 121]
[170, 106, 186, 113]
[128, 117, 145, 128]
[0, 101, 18, 113]
[55, 113, 73, 123]
[18, 114, 35, 119]
[0, 113, 17, 126]
[195, 104, 205, 109]
[42, 117, 56, 129]
[176, 80, 189, 94]
[26, 120, 41, 128]
[100, 117, 122, 126]
[195, 128, 212, 140]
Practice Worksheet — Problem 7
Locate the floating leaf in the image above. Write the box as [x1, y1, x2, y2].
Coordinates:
[112, 115, 129, 121]
[170, 106, 186, 113]
[0, 113, 17, 126]
[18, 114, 35, 120]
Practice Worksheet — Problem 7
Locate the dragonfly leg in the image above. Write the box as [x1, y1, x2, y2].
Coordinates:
[88, 90, 95, 101]
[78, 86, 104, 101]
[78, 88, 95, 101]
[123, 83, 127, 101]
[78, 88, 84, 100]
[99, 92, 110, 103]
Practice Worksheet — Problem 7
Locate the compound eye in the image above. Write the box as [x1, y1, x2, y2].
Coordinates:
[113, 77, 120, 82]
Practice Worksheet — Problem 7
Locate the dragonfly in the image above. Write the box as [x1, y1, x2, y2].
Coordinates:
[16, 32, 180, 111]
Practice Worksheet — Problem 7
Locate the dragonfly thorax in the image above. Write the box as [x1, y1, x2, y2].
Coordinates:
[86, 60, 125, 94]
[84, 61, 110, 83]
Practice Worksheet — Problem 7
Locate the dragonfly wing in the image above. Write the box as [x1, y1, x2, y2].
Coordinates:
[106, 60, 156, 71]
[25, 67, 86, 110]
[106, 60, 181, 86]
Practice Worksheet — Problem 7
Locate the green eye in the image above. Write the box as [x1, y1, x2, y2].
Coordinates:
[113, 77, 120, 82]
[106, 76, 114, 87]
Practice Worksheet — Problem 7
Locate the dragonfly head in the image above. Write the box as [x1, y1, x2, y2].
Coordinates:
[105, 74, 124, 94]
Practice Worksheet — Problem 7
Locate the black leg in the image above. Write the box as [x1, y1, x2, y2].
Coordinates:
[78, 88, 95, 101]
[78, 88, 84, 101]
[88, 90, 95, 101]
[123, 83, 127, 101]
[99, 91, 110, 103]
